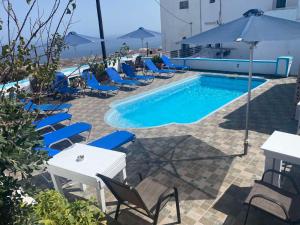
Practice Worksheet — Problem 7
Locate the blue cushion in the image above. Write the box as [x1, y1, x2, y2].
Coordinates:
[43, 122, 91, 147]
[33, 113, 72, 130]
[88, 130, 135, 149]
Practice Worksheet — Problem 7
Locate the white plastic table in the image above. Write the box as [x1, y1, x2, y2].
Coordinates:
[261, 131, 300, 186]
[47, 143, 126, 212]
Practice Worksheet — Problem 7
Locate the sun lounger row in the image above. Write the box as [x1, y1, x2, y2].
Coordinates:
[33, 112, 135, 157]
[52, 55, 188, 98]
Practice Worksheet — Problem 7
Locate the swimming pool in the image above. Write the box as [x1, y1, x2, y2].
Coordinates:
[0, 78, 30, 90]
[59, 64, 89, 76]
[105, 74, 267, 128]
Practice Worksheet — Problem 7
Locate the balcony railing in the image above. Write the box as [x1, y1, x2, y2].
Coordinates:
[170, 45, 233, 58]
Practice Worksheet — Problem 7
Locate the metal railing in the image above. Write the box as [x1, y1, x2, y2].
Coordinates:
[170, 45, 232, 58]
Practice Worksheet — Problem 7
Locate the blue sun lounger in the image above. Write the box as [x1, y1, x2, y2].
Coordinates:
[39, 130, 135, 157]
[43, 122, 92, 148]
[161, 55, 190, 70]
[144, 59, 175, 78]
[106, 67, 140, 87]
[33, 113, 72, 132]
[54, 72, 80, 96]
[88, 130, 135, 149]
[81, 72, 119, 95]
[121, 63, 154, 83]
[24, 100, 72, 113]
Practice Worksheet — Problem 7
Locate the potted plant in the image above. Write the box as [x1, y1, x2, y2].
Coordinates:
[89, 62, 108, 82]
[152, 55, 163, 69]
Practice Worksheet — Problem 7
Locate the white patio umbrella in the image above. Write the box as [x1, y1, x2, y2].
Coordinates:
[182, 9, 300, 155]
[118, 27, 161, 48]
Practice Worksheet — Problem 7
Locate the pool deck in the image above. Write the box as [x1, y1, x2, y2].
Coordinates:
[43, 71, 297, 225]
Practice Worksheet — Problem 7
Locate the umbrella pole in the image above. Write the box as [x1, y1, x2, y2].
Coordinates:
[243, 43, 255, 155]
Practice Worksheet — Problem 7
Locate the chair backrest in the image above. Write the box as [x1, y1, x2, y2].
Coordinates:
[144, 59, 159, 72]
[23, 100, 36, 111]
[106, 67, 122, 82]
[97, 174, 150, 213]
[53, 72, 71, 94]
[82, 71, 99, 87]
[161, 55, 172, 66]
[121, 63, 135, 78]
[54, 72, 68, 89]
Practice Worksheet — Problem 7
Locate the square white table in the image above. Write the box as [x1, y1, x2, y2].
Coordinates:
[47, 143, 127, 212]
[261, 130, 300, 186]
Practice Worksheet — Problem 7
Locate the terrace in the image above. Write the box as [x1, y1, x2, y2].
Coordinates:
[34, 70, 297, 225]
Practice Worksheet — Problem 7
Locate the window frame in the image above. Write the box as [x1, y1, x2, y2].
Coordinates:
[179, 0, 189, 9]
[276, 0, 286, 8]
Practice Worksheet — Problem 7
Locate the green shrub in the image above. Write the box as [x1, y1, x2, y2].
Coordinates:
[34, 190, 107, 225]
[88, 63, 107, 82]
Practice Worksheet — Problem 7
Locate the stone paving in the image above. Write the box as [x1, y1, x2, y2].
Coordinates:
[46, 71, 297, 225]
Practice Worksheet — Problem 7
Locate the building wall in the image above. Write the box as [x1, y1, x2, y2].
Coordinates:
[160, 0, 300, 74]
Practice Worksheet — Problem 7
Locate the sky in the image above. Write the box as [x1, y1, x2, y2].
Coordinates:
[74, 0, 161, 37]
[0, 0, 161, 41]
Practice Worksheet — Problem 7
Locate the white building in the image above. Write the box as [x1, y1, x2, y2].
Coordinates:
[160, 0, 300, 74]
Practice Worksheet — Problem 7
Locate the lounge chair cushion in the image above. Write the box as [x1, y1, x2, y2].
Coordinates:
[245, 180, 300, 221]
[161, 55, 190, 70]
[33, 113, 72, 130]
[24, 101, 72, 112]
[106, 68, 140, 86]
[82, 72, 119, 92]
[144, 59, 175, 74]
[88, 130, 135, 149]
[43, 122, 91, 147]
[122, 63, 155, 81]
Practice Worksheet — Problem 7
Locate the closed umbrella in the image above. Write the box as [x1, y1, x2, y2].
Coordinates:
[182, 9, 300, 155]
[118, 27, 161, 48]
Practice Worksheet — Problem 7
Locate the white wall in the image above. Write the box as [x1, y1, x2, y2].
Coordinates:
[160, 0, 202, 51]
[160, 0, 300, 75]
[160, 0, 274, 50]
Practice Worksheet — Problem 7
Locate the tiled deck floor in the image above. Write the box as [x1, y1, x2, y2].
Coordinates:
[46, 71, 297, 225]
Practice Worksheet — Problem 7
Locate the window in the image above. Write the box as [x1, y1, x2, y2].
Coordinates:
[179, 1, 189, 9]
[276, 0, 286, 8]
[210, 0, 216, 3]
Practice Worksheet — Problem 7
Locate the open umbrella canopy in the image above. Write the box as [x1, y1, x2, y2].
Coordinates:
[64, 31, 102, 47]
[118, 27, 161, 40]
[182, 9, 300, 45]
[181, 9, 300, 155]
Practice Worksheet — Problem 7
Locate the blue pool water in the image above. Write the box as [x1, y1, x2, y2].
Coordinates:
[105, 75, 266, 128]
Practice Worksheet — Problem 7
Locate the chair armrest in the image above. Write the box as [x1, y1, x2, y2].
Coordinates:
[261, 169, 300, 194]
[247, 194, 289, 221]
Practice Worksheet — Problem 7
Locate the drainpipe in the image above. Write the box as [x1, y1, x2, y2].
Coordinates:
[218, 0, 222, 25]
[189, 22, 193, 36]
[297, 0, 300, 21]
[199, 0, 203, 32]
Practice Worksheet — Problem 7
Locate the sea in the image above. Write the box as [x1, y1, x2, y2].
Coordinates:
[60, 35, 161, 59]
